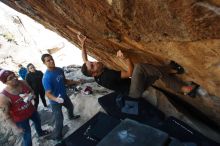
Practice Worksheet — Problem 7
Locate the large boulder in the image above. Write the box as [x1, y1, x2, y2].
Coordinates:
[1, 0, 220, 127]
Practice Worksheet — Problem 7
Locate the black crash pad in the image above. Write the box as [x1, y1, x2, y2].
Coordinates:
[98, 92, 165, 128]
[97, 119, 186, 146]
[59, 112, 120, 146]
[158, 117, 220, 146]
[98, 92, 220, 146]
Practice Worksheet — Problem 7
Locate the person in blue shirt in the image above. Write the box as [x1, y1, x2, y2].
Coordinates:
[18, 64, 27, 80]
[41, 54, 80, 143]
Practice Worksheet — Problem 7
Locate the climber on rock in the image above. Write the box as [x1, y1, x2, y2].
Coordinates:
[77, 33, 134, 95]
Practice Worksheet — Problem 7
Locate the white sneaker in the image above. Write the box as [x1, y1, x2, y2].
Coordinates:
[44, 107, 52, 112]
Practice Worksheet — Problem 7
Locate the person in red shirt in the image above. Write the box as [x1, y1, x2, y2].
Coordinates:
[0, 69, 49, 146]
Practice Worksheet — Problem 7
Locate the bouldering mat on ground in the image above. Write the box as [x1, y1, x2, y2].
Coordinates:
[97, 119, 170, 146]
[59, 92, 219, 146]
[98, 92, 220, 146]
[158, 116, 220, 146]
[98, 92, 165, 128]
[59, 112, 120, 146]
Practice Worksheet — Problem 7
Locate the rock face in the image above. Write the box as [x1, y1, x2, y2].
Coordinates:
[1, 1, 220, 127]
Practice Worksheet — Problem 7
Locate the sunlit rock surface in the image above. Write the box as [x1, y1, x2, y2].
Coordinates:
[1, 0, 220, 134]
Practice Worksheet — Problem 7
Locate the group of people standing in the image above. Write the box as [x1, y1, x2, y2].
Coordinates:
[0, 33, 197, 146]
[0, 54, 81, 145]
